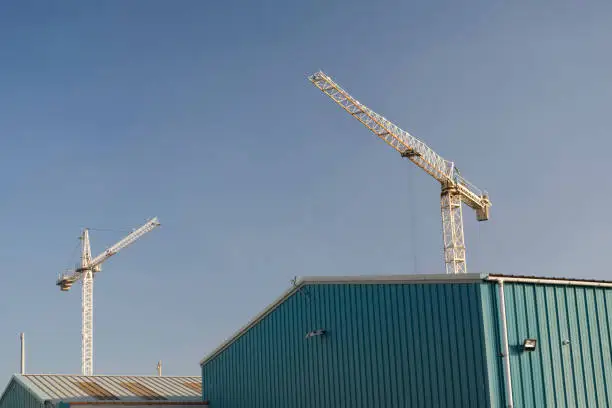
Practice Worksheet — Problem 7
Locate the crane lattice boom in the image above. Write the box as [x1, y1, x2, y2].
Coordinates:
[58, 218, 160, 285]
[89, 217, 160, 268]
[308, 71, 491, 274]
[56, 217, 160, 376]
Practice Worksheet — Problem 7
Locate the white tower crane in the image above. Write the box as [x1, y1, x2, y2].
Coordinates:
[57, 217, 160, 376]
[308, 72, 491, 274]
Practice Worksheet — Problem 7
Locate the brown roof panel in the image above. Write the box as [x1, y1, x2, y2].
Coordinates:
[120, 381, 167, 401]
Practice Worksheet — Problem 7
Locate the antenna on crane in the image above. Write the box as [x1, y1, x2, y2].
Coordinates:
[308, 71, 491, 274]
[56, 217, 161, 376]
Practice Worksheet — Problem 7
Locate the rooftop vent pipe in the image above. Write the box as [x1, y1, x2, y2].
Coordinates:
[20, 333, 25, 375]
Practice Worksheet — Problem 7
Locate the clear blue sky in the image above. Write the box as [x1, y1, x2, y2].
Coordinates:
[0, 0, 610, 383]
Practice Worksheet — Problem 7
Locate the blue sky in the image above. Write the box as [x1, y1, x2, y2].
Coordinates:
[0, 0, 611, 382]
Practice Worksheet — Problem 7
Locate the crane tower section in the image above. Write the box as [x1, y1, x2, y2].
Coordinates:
[57, 217, 160, 376]
[308, 71, 491, 274]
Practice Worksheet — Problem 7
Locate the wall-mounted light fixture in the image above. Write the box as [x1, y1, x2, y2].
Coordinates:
[305, 329, 326, 339]
[523, 338, 537, 352]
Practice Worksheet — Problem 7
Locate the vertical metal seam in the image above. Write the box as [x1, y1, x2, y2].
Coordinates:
[519, 285, 530, 404]
[460, 285, 474, 404]
[453, 285, 466, 404]
[398, 285, 410, 407]
[498, 280, 514, 408]
[433, 284, 448, 407]
[425, 285, 439, 403]
[346, 285, 357, 408]
[510, 284, 524, 402]
[574, 287, 591, 404]
[527, 285, 540, 407]
[468, 284, 482, 405]
[598, 290, 612, 404]
[407, 284, 418, 407]
[564, 286, 580, 407]
[446, 284, 460, 406]
[541, 287, 558, 407]
[469, 284, 486, 407]
[555, 287, 570, 407]
[584, 289, 601, 406]
[386, 285, 399, 407]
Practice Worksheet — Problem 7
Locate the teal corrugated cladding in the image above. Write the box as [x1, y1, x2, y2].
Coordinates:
[202, 282, 491, 408]
[0, 379, 44, 408]
[479, 283, 506, 407]
[481, 281, 612, 408]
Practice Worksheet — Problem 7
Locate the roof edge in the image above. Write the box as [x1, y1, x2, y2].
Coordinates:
[10, 374, 52, 403]
[19, 374, 200, 379]
[199, 277, 305, 366]
[199, 273, 485, 366]
[67, 403, 208, 406]
[485, 274, 612, 288]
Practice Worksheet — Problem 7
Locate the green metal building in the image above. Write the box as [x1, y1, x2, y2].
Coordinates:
[200, 273, 612, 408]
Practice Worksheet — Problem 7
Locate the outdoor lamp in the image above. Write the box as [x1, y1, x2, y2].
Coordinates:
[523, 338, 537, 351]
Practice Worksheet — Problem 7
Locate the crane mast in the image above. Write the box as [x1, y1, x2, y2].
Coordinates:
[308, 71, 491, 274]
[81, 229, 93, 377]
[57, 217, 160, 375]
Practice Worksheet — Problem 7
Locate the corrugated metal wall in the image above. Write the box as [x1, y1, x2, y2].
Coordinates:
[0, 378, 44, 408]
[482, 282, 612, 408]
[202, 282, 491, 408]
[479, 283, 506, 408]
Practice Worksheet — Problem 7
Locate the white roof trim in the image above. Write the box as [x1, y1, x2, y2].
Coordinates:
[199, 273, 484, 366]
[486, 275, 612, 288]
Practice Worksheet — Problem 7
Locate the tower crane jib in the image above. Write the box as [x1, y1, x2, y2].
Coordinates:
[308, 71, 491, 274]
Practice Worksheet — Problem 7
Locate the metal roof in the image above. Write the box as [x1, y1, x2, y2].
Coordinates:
[199, 272, 612, 366]
[8, 374, 204, 404]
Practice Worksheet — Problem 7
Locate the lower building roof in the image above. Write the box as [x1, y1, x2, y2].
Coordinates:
[199, 272, 612, 366]
[3, 374, 205, 405]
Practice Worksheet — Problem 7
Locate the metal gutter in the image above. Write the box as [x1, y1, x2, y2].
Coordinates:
[496, 279, 514, 408]
[485, 275, 612, 288]
[298, 273, 484, 285]
[199, 273, 484, 366]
